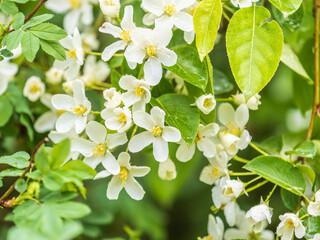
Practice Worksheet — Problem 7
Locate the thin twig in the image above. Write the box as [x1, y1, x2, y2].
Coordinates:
[249, 142, 268, 156]
[0, 138, 48, 205]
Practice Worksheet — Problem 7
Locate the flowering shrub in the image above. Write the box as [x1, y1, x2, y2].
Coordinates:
[0, 0, 320, 239]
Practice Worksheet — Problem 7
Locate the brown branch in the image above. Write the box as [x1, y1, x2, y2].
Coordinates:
[7, 0, 48, 34]
[0, 137, 49, 206]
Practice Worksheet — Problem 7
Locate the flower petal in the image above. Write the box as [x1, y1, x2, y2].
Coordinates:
[153, 137, 168, 162]
[86, 121, 107, 144]
[150, 106, 165, 127]
[83, 156, 102, 169]
[218, 103, 235, 126]
[133, 111, 155, 131]
[141, 0, 164, 16]
[144, 57, 162, 86]
[176, 141, 195, 162]
[72, 80, 86, 105]
[101, 152, 121, 175]
[107, 176, 123, 200]
[124, 174, 145, 200]
[101, 40, 127, 62]
[94, 170, 112, 180]
[55, 112, 77, 133]
[172, 11, 194, 32]
[34, 111, 58, 133]
[51, 94, 75, 111]
[130, 166, 150, 177]
[72, 138, 95, 157]
[157, 48, 177, 67]
[162, 126, 181, 142]
[235, 104, 249, 129]
[129, 131, 154, 152]
[107, 132, 128, 149]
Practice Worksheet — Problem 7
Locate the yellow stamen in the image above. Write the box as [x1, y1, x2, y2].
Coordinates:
[203, 98, 214, 108]
[30, 84, 40, 93]
[147, 45, 156, 57]
[165, 4, 176, 16]
[69, 0, 81, 9]
[118, 112, 127, 123]
[187, 6, 197, 15]
[92, 144, 106, 158]
[285, 219, 295, 228]
[224, 187, 233, 195]
[57, 110, 66, 116]
[135, 86, 146, 96]
[226, 121, 241, 136]
[195, 134, 203, 143]
[67, 49, 77, 58]
[152, 126, 162, 137]
[210, 165, 219, 179]
[204, 236, 213, 240]
[105, 0, 115, 6]
[72, 105, 87, 115]
[119, 167, 128, 185]
[120, 30, 130, 41]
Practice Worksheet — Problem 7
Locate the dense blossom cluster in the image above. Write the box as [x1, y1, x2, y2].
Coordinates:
[0, 0, 316, 239]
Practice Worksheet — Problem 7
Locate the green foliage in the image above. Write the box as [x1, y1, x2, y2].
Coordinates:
[226, 6, 283, 99]
[286, 140, 316, 158]
[150, 94, 200, 145]
[29, 23, 68, 41]
[193, 0, 222, 61]
[39, 39, 66, 61]
[269, 0, 303, 17]
[111, 69, 122, 91]
[0, 151, 30, 168]
[280, 188, 301, 211]
[0, 95, 13, 126]
[299, 207, 320, 239]
[21, 32, 40, 62]
[244, 156, 306, 196]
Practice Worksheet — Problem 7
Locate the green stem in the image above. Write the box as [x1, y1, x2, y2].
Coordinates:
[264, 184, 277, 203]
[249, 142, 268, 156]
[229, 171, 256, 176]
[90, 111, 101, 115]
[88, 85, 106, 91]
[299, 213, 309, 220]
[242, 180, 268, 196]
[233, 155, 249, 164]
[126, 125, 138, 152]
[245, 176, 262, 187]
[222, 11, 231, 21]
[84, 51, 102, 56]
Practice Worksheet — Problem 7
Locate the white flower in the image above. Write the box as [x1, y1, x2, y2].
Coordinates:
[23, 76, 45, 102]
[45, 67, 64, 85]
[119, 75, 151, 112]
[129, 106, 181, 162]
[46, 0, 95, 33]
[103, 87, 123, 108]
[308, 190, 320, 216]
[34, 94, 59, 133]
[125, 23, 177, 86]
[54, 28, 84, 81]
[231, 0, 259, 8]
[0, 60, 18, 96]
[222, 179, 245, 199]
[217, 103, 251, 158]
[195, 94, 216, 114]
[158, 158, 176, 180]
[62, 81, 73, 94]
[233, 93, 261, 111]
[99, 0, 120, 18]
[246, 203, 272, 233]
[101, 106, 132, 133]
[95, 152, 150, 200]
[73, 121, 127, 174]
[48, 128, 81, 161]
[311, 234, 320, 240]
[199, 214, 224, 240]
[176, 123, 219, 161]
[51, 80, 91, 134]
[82, 32, 100, 51]
[199, 156, 228, 185]
[183, 2, 199, 44]
[80, 55, 110, 86]
[277, 213, 305, 240]
[141, 0, 195, 32]
[99, 6, 137, 63]
[211, 177, 232, 208]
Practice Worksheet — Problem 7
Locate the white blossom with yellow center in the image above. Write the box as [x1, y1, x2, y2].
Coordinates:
[53, 28, 83, 81]
[45, 0, 95, 34]
[129, 106, 181, 162]
[94, 152, 150, 200]
[196, 94, 216, 115]
[200, 156, 228, 185]
[73, 121, 128, 175]
[99, 6, 137, 62]
[141, 0, 195, 32]
[23, 76, 45, 102]
[99, 0, 120, 18]
[158, 158, 177, 180]
[119, 75, 151, 112]
[101, 106, 132, 133]
[51, 80, 91, 134]
[103, 87, 123, 109]
[125, 23, 177, 86]
[276, 213, 305, 240]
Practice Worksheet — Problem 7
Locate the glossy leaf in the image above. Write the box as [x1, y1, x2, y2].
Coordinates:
[244, 156, 306, 196]
[286, 141, 316, 158]
[269, 0, 303, 17]
[226, 6, 283, 99]
[150, 94, 200, 144]
[296, 164, 315, 185]
[280, 188, 300, 211]
[193, 0, 222, 61]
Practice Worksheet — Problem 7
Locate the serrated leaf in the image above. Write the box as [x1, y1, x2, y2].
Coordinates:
[193, 0, 222, 61]
[22, 14, 54, 29]
[5, 30, 25, 51]
[21, 32, 40, 62]
[281, 43, 311, 83]
[30, 23, 68, 41]
[226, 6, 283, 100]
[244, 156, 306, 196]
[269, 0, 302, 17]
[0, 0, 18, 15]
[12, 12, 25, 30]
[39, 39, 66, 61]
[150, 94, 200, 144]
[164, 45, 208, 91]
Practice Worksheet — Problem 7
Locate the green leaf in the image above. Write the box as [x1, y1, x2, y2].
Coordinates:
[256, 135, 284, 154]
[51, 202, 91, 219]
[22, 14, 54, 29]
[299, 208, 320, 239]
[164, 45, 208, 91]
[150, 94, 200, 144]
[0, 0, 18, 15]
[309, 140, 320, 175]
[21, 32, 40, 62]
[34, 145, 50, 174]
[20, 114, 34, 140]
[0, 169, 24, 177]
[0, 151, 30, 169]
[6, 84, 33, 118]
[39, 39, 66, 61]
[0, 95, 13, 126]
[193, 0, 222, 61]
[280, 188, 300, 211]
[269, 0, 302, 17]
[296, 164, 315, 185]
[15, 179, 27, 193]
[272, 4, 304, 32]
[226, 6, 283, 100]
[213, 69, 233, 95]
[286, 141, 316, 158]
[49, 138, 71, 169]
[1, 49, 13, 58]
[111, 69, 121, 91]
[244, 156, 306, 196]
[281, 43, 311, 84]
[30, 23, 68, 41]
[12, 12, 25, 30]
